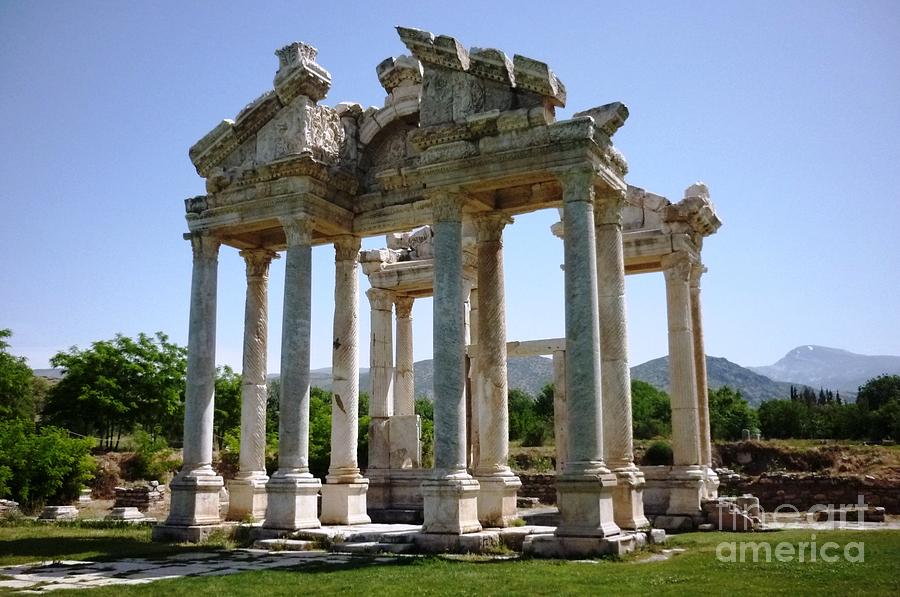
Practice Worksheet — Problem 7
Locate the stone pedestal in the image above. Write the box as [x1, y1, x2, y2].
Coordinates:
[321, 479, 370, 525]
[263, 473, 322, 530]
[476, 476, 522, 528]
[666, 466, 706, 516]
[156, 473, 224, 540]
[421, 477, 481, 534]
[228, 473, 268, 521]
[555, 474, 620, 538]
[611, 466, 650, 530]
[389, 414, 421, 469]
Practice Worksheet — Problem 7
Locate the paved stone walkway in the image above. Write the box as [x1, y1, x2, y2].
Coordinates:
[0, 549, 395, 593]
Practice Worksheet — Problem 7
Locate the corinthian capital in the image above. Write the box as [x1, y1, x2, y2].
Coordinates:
[661, 251, 695, 283]
[366, 287, 395, 311]
[555, 165, 596, 204]
[394, 295, 414, 319]
[430, 190, 464, 223]
[240, 249, 278, 280]
[689, 262, 707, 289]
[280, 217, 313, 247]
[474, 213, 513, 242]
[333, 235, 362, 262]
[189, 233, 220, 261]
[594, 187, 626, 226]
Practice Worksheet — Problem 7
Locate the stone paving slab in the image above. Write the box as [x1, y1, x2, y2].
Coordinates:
[0, 551, 363, 593]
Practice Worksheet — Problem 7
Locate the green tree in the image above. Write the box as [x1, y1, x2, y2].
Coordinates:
[758, 399, 808, 439]
[0, 329, 38, 421]
[708, 386, 759, 441]
[631, 380, 671, 439]
[44, 332, 187, 448]
[213, 366, 242, 450]
[415, 397, 434, 467]
[534, 383, 555, 424]
[857, 375, 900, 412]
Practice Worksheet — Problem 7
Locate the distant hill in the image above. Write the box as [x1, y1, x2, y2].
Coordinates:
[750, 345, 900, 394]
[630, 355, 795, 407]
[32, 368, 63, 380]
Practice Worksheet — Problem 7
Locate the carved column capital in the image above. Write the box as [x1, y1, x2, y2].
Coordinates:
[429, 190, 465, 223]
[189, 232, 220, 261]
[333, 235, 362, 262]
[594, 187, 626, 226]
[689, 262, 707, 289]
[662, 251, 695, 284]
[366, 287, 395, 311]
[240, 249, 278, 280]
[474, 213, 513, 242]
[394, 295, 414, 319]
[280, 217, 313, 246]
[555, 166, 596, 204]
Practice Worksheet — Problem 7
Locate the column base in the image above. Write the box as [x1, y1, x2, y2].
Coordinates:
[422, 475, 482, 534]
[666, 465, 705, 516]
[164, 470, 223, 527]
[611, 466, 651, 530]
[555, 469, 620, 538]
[703, 466, 720, 500]
[320, 478, 371, 525]
[389, 415, 422, 469]
[262, 472, 321, 530]
[475, 474, 521, 528]
[227, 473, 269, 522]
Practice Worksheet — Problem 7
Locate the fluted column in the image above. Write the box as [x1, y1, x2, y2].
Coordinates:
[473, 213, 521, 527]
[662, 251, 704, 515]
[227, 249, 277, 522]
[321, 236, 370, 524]
[554, 167, 619, 539]
[368, 288, 395, 419]
[690, 262, 718, 499]
[595, 191, 650, 530]
[421, 190, 481, 535]
[264, 216, 320, 530]
[389, 296, 421, 470]
[162, 232, 224, 532]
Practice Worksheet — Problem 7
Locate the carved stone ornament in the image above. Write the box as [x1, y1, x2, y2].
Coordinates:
[594, 188, 626, 227]
[334, 236, 362, 262]
[689, 262, 707, 288]
[430, 191, 464, 222]
[366, 287, 395, 311]
[280, 217, 313, 246]
[661, 251, 695, 283]
[240, 249, 278, 279]
[556, 167, 596, 204]
[394, 295, 414, 319]
[474, 213, 513, 242]
[190, 233, 220, 260]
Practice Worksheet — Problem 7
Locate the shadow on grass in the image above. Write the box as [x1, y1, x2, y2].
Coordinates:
[0, 535, 219, 565]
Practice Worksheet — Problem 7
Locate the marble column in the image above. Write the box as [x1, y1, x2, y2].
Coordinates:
[464, 282, 479, 471]
[390, 296, 421, 469]
[421, 190, 481, 535]
[690, 262, 719, 499]
[595, 191, 650, 530]
[163, 232, 224, 532]
[264, 217, 321, 530]
[321, 236, 370, 524]
[227, 249, 277, 522]
[555, 167, 619, 539]
[366, 287, 395, 476]
[473, 214, 521, 527]
[661, 251, 704, 516]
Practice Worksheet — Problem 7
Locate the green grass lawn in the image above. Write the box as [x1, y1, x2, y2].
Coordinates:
[2, 523, 898, 596]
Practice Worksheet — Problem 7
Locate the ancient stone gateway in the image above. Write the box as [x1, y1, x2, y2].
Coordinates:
[154, 27, 721, 553]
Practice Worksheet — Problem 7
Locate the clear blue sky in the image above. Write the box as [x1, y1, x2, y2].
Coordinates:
[2, 1, 898, 374]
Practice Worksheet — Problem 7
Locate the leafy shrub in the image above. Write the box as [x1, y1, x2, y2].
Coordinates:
[122, 428, 181, 482]
[0, 420, 94, 512]
[642, 440, 674, 466]
[521, 421, 549, 447]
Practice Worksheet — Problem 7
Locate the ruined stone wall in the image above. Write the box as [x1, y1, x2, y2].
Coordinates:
[720, 473, 900, 514]
[517, 473, 558, 505]
[113, 484, 165, 511]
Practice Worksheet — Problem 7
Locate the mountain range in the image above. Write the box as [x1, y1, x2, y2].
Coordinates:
[37, 345, 899, 407]
[749, 345, 900, 394]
